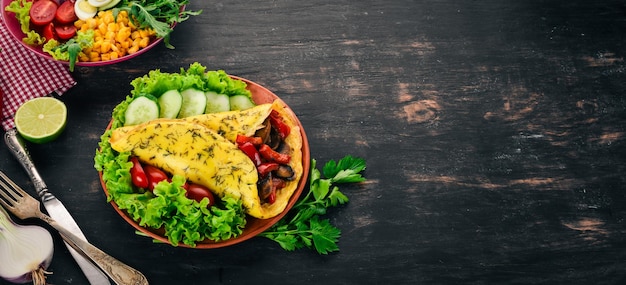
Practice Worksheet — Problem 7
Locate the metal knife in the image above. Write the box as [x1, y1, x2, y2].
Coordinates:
[5, 129, 111, 285]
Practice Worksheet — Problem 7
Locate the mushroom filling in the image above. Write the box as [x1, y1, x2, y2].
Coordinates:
[253, 120, 294, 204]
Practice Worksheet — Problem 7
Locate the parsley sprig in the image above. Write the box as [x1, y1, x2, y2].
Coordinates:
[260, 155, 366, 254]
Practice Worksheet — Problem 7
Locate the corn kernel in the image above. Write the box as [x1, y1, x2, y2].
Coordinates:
[107, 23, 117, 32]
[74, 8, 153, 62]
[99, 23, 107, 34]
[86, 18, 97, 29]
[101, 41, 111, 53]
[139, 37, 150, 48]
[128, 45, 139, 54]
[120, 40, 130, 49]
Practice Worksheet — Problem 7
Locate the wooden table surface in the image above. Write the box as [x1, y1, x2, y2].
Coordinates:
[2, 0, 626, 284]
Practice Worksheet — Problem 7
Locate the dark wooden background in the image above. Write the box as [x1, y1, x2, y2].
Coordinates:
[2, 0, 626, 284]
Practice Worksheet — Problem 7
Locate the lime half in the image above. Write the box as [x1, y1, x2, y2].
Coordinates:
[14, 97, 67, 144]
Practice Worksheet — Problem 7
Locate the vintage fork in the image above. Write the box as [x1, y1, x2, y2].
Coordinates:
[0, 171, 149, 285]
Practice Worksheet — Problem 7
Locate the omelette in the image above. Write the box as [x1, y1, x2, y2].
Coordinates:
[109, 99, 303, 219]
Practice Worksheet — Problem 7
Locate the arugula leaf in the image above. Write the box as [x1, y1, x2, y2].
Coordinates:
[260, 155, 366, 254]
[119, 0, 202, 49]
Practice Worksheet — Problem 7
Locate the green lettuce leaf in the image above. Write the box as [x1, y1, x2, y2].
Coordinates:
[23, 31, 46, 46]
[4, 0, 31, 34]
[129, 62, 252, 99]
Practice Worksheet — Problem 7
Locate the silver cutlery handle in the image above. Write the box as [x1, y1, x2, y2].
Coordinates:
[4, 129, 54, 201]
[5, 129, 112, 285]
[42, 215, 149, 285]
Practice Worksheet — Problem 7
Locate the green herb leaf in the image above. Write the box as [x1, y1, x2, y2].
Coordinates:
[312, 176, 331, 201]
[327, 186, 349, 207]
[67, 43, 82, 72]
[260, 155, 367, 254]
[270, 233, 300, 251]
[310, 217, 341, 255]
[324, 155, 367, 183]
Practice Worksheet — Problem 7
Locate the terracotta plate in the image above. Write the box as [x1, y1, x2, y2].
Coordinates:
[99, 76, 310, 248]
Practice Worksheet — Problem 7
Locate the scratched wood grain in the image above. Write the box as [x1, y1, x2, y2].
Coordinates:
[2, 0, 626, 284]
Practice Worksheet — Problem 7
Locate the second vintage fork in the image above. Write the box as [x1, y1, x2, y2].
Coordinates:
[0, 171, 149, 285]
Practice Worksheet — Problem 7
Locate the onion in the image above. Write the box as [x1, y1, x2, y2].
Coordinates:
[0, 207, 54, 285]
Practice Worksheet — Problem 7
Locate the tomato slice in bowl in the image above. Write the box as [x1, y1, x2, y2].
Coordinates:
[42, 22, 56, 41]
[55, 0, 78, 24]
[29, 0, 58, 26]
[55, 24, 76, 40]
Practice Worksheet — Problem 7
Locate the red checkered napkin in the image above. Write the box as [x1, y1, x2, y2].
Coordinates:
[0, 17, 76, 130]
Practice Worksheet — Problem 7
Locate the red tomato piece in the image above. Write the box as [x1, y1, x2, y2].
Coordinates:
[54, 0, 77, 24]
[257, 162, 280, 177]
[129, 157, 149, 189]
[30, 0, 58, 26]
[143, 164, 169, 190]
[238, 141, 262, 166]
[258, 144, 291, 164]
[185, 184, 216, 207]
[236, 134, 263, 146]
[42, 22, 56, 41]
[54, 24, 76, 40]
[269, 110, 290, 139]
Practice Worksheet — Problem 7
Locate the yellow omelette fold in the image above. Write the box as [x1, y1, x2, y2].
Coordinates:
[109, 99, 303, 219]
[109, 120, 259, 210]
[111, 103, 274, 143]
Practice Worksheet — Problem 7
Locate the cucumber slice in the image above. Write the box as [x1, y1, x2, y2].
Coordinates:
[124, 95, 160, 126]
[205, 91, 230, 113]
[178, 88, 207, 118]
[158, 90, 183, 119]
[229, 95, 256, 110]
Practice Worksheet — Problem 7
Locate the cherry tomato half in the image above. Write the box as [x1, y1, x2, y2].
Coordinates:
[55, 0, 77, 24]
[30, 0, 58, 26]
[143, 164, 169, 190]
[55, 24, 76, 40]
[185, 184, 216, 207]
[42, 22, 56, 41]
[129, 157, 149, 189]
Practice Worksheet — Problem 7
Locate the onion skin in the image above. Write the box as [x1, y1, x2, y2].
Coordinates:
[0, 207, 54, 285]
